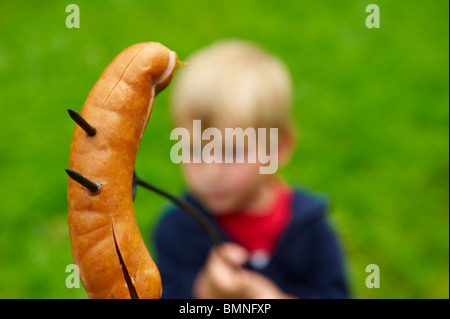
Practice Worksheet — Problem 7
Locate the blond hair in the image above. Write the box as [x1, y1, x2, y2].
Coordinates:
[171, 40, 294, 136]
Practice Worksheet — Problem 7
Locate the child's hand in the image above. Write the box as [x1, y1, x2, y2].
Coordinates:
[193, 243, 295, 299]
[193, 242, 250, 298]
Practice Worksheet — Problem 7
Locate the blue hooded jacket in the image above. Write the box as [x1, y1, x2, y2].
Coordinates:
[153, 188, 349, 299]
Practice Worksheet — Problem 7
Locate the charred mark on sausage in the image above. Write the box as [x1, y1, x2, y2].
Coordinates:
[65, 169, 102, 193]
[112, 225, 139, 299]
[68, 108, 97, 137]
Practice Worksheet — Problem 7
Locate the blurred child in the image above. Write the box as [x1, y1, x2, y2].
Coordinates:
[154, 40, 349, 298]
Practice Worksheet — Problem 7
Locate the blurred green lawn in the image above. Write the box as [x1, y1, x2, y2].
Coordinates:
[0, 0, 448, 298]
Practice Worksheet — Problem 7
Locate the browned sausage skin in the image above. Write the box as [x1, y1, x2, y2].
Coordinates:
[67, 42, 179, 299]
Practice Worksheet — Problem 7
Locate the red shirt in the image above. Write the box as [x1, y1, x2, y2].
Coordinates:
[216, 183, 294, 264]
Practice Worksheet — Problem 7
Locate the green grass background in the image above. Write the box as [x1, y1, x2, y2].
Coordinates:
[0, 0, 448, 298]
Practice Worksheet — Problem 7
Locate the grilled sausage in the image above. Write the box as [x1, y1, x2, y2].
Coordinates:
[67, 42, 179, 299]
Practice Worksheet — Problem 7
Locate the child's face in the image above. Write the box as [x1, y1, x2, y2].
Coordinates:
[182, 160, 268, 214]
